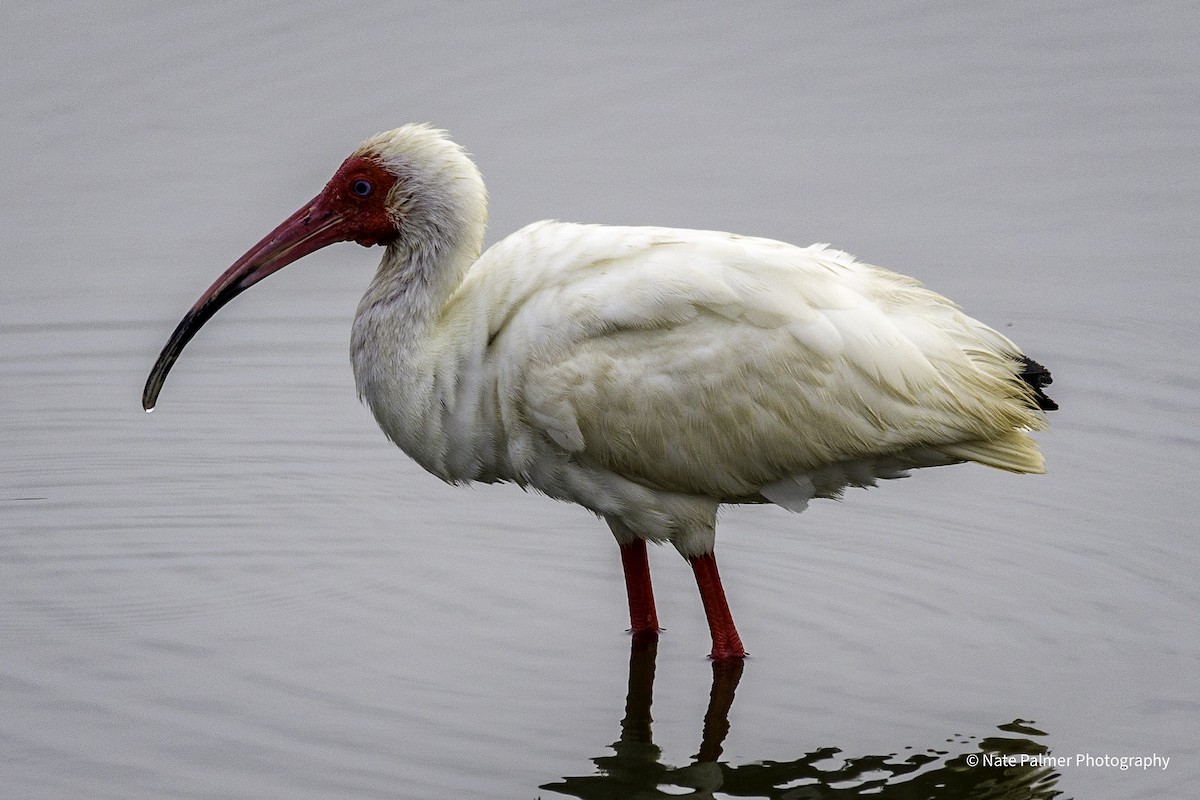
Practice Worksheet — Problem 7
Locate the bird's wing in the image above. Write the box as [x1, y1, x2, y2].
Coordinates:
[455, 222, 1044, 501]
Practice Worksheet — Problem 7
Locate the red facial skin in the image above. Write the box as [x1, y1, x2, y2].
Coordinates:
[318, 156, 400, 247]
[143, 156, 398, 410]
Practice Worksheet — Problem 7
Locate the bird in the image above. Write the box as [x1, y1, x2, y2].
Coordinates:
[144, 124, 1056, 660]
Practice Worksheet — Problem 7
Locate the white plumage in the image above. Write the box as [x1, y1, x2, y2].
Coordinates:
[146, 125, 1055, 659]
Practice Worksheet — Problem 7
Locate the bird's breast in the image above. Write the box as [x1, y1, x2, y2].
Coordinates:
[350, 299, 523, 486]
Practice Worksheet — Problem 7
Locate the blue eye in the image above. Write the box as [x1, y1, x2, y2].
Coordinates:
[351, 179, 373, 197]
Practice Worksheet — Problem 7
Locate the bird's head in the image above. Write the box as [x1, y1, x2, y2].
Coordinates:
[142, 124, 485, 411]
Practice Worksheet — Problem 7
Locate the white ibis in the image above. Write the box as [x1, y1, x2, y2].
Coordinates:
[144, 125, 1056, 660]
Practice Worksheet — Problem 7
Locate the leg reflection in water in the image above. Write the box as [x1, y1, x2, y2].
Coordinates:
[542, 640, 1062, 799]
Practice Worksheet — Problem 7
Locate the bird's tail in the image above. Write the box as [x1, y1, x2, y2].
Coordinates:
[936, 354, 1056, 475]
[940, 430, 1046, 474]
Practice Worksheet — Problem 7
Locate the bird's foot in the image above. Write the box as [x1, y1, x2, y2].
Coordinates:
[708, 639, 748, 661]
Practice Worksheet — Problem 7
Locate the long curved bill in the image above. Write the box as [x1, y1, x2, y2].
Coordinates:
[143, 196, 346, 411]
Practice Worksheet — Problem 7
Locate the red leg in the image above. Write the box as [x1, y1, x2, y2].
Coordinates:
[619, 539, 661, 641]
[688, 551, 747, 660]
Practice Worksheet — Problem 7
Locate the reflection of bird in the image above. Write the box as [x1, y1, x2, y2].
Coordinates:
[543, 639, 1063, 799]
[144, 125, 1057, 659]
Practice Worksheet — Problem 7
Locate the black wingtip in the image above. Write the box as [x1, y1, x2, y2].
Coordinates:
[1019, 355, 1058, 411]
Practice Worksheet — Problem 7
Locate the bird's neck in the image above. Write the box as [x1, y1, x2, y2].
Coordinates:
[350, 201, 487, 414]
[357, 171, 489, 323]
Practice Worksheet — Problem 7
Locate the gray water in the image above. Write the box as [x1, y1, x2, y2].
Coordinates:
[3, 2, 1197, 798]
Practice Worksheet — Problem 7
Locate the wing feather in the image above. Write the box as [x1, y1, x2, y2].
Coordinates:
[453, 222, 1045, 499]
